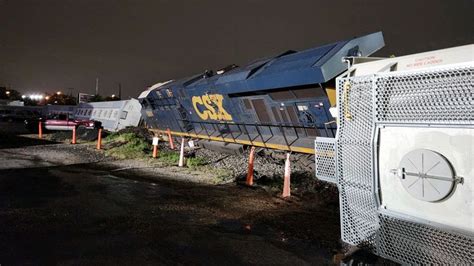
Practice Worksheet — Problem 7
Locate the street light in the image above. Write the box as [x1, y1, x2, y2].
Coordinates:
[111, 94, 116, 98]
[5, 91, 10, 96]
[56, 91, 62, 95]
[28, 94, 44, 101]
[21, 95, 26, 99]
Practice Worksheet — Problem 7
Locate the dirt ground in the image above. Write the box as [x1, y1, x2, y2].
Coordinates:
[0, 121, 385, 265]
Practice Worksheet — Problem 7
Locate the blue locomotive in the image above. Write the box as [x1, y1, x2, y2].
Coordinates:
[138, 32, 384, 155]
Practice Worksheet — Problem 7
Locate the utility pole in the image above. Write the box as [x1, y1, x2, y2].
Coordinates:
[95, 78, 99, 95]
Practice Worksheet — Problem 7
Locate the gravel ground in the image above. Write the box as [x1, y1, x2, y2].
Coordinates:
[0, 143, 109, 170]
[0, 127, 390, 264]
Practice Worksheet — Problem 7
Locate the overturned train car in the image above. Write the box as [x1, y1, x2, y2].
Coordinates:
[139, 32, 384, 155]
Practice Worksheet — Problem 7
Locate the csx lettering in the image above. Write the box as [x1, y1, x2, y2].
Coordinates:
[192, 94, 233, 121]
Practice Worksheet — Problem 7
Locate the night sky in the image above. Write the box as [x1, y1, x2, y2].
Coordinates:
[1, 0, 472, 99]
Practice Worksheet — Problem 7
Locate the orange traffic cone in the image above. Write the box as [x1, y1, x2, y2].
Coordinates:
[38, 121, 43, 139]
[71, 126, 77, 144]
[96, 128, 102, 150]
[246, 146, 256, 186]
[167, 128, 175, 150]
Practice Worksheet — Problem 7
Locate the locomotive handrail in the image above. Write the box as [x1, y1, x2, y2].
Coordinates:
[324, 120, 337, 137]
[176, 119, 334, 148]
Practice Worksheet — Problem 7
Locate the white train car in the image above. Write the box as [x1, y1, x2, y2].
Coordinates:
[315, 44, 473, 264]
[74, 99, 142, 132]
[43, 105, 76, 116]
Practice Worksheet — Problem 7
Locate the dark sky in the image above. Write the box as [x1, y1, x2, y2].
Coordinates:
[1, 0, 473, 98]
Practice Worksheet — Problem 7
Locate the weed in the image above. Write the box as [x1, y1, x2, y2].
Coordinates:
[186, 156, 208, 168]
[157, 151, 180, 165]
[104, 132, 150, 159]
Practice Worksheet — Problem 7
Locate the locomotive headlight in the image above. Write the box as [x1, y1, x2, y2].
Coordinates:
[279, 102, 285, 111]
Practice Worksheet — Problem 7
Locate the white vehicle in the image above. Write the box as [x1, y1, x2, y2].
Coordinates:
[315, 44, 473, 264]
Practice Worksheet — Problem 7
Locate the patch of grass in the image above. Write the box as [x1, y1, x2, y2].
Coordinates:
[104, 132, 150, 159]
[186, 156, 208, 168]
[157, 151, 180, 165]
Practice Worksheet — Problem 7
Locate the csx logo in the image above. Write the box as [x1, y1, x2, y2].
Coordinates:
[192, 94, 233, 121]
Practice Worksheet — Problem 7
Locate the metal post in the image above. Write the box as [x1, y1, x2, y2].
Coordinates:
[282, 152, 291, 198]
[246, 146, 256, 186]
[178, 138, 185, 167]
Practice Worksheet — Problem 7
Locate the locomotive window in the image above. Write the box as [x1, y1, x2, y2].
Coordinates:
[156, 91, 163, 99]
[287, 106, 299, 124]
[88, 109, 92, 116]
[269, 90, 295, 100]
[271, 107, 282, 123]
[242, 99, 252, 110]
[292, 87, 325, 98]
[120, 111, 128, 119]
[251, 99, 272, 123]
[279, 108, 290, 123]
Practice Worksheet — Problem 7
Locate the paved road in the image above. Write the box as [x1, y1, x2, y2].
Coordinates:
[0, 156, 342, 265]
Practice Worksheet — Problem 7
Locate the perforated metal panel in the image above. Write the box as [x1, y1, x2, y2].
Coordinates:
[377, 212, 474, 265]
[335, 76, 379, 249]
[315, 137, 336, 183]
[374, 64, 473, 124]
[334, 62, 474, 264]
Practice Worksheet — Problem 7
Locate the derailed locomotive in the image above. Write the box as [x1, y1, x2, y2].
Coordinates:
[138, 32, 384, 157]
[138, 32, 473, 264]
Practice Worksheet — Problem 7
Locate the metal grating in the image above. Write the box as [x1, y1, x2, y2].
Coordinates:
[376, 212, 474, 265]
[315, 137, 336, 183]
[374, 64, 473, 124]
[334, 63, 474, 264]
[335, 76, 379, 249]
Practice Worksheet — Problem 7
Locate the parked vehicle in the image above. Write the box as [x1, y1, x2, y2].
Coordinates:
[0, 108, 40, 122]
[43, 113, 101, 131]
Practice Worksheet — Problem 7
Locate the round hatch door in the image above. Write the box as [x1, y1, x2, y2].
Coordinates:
[399, 149, 455, 202]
